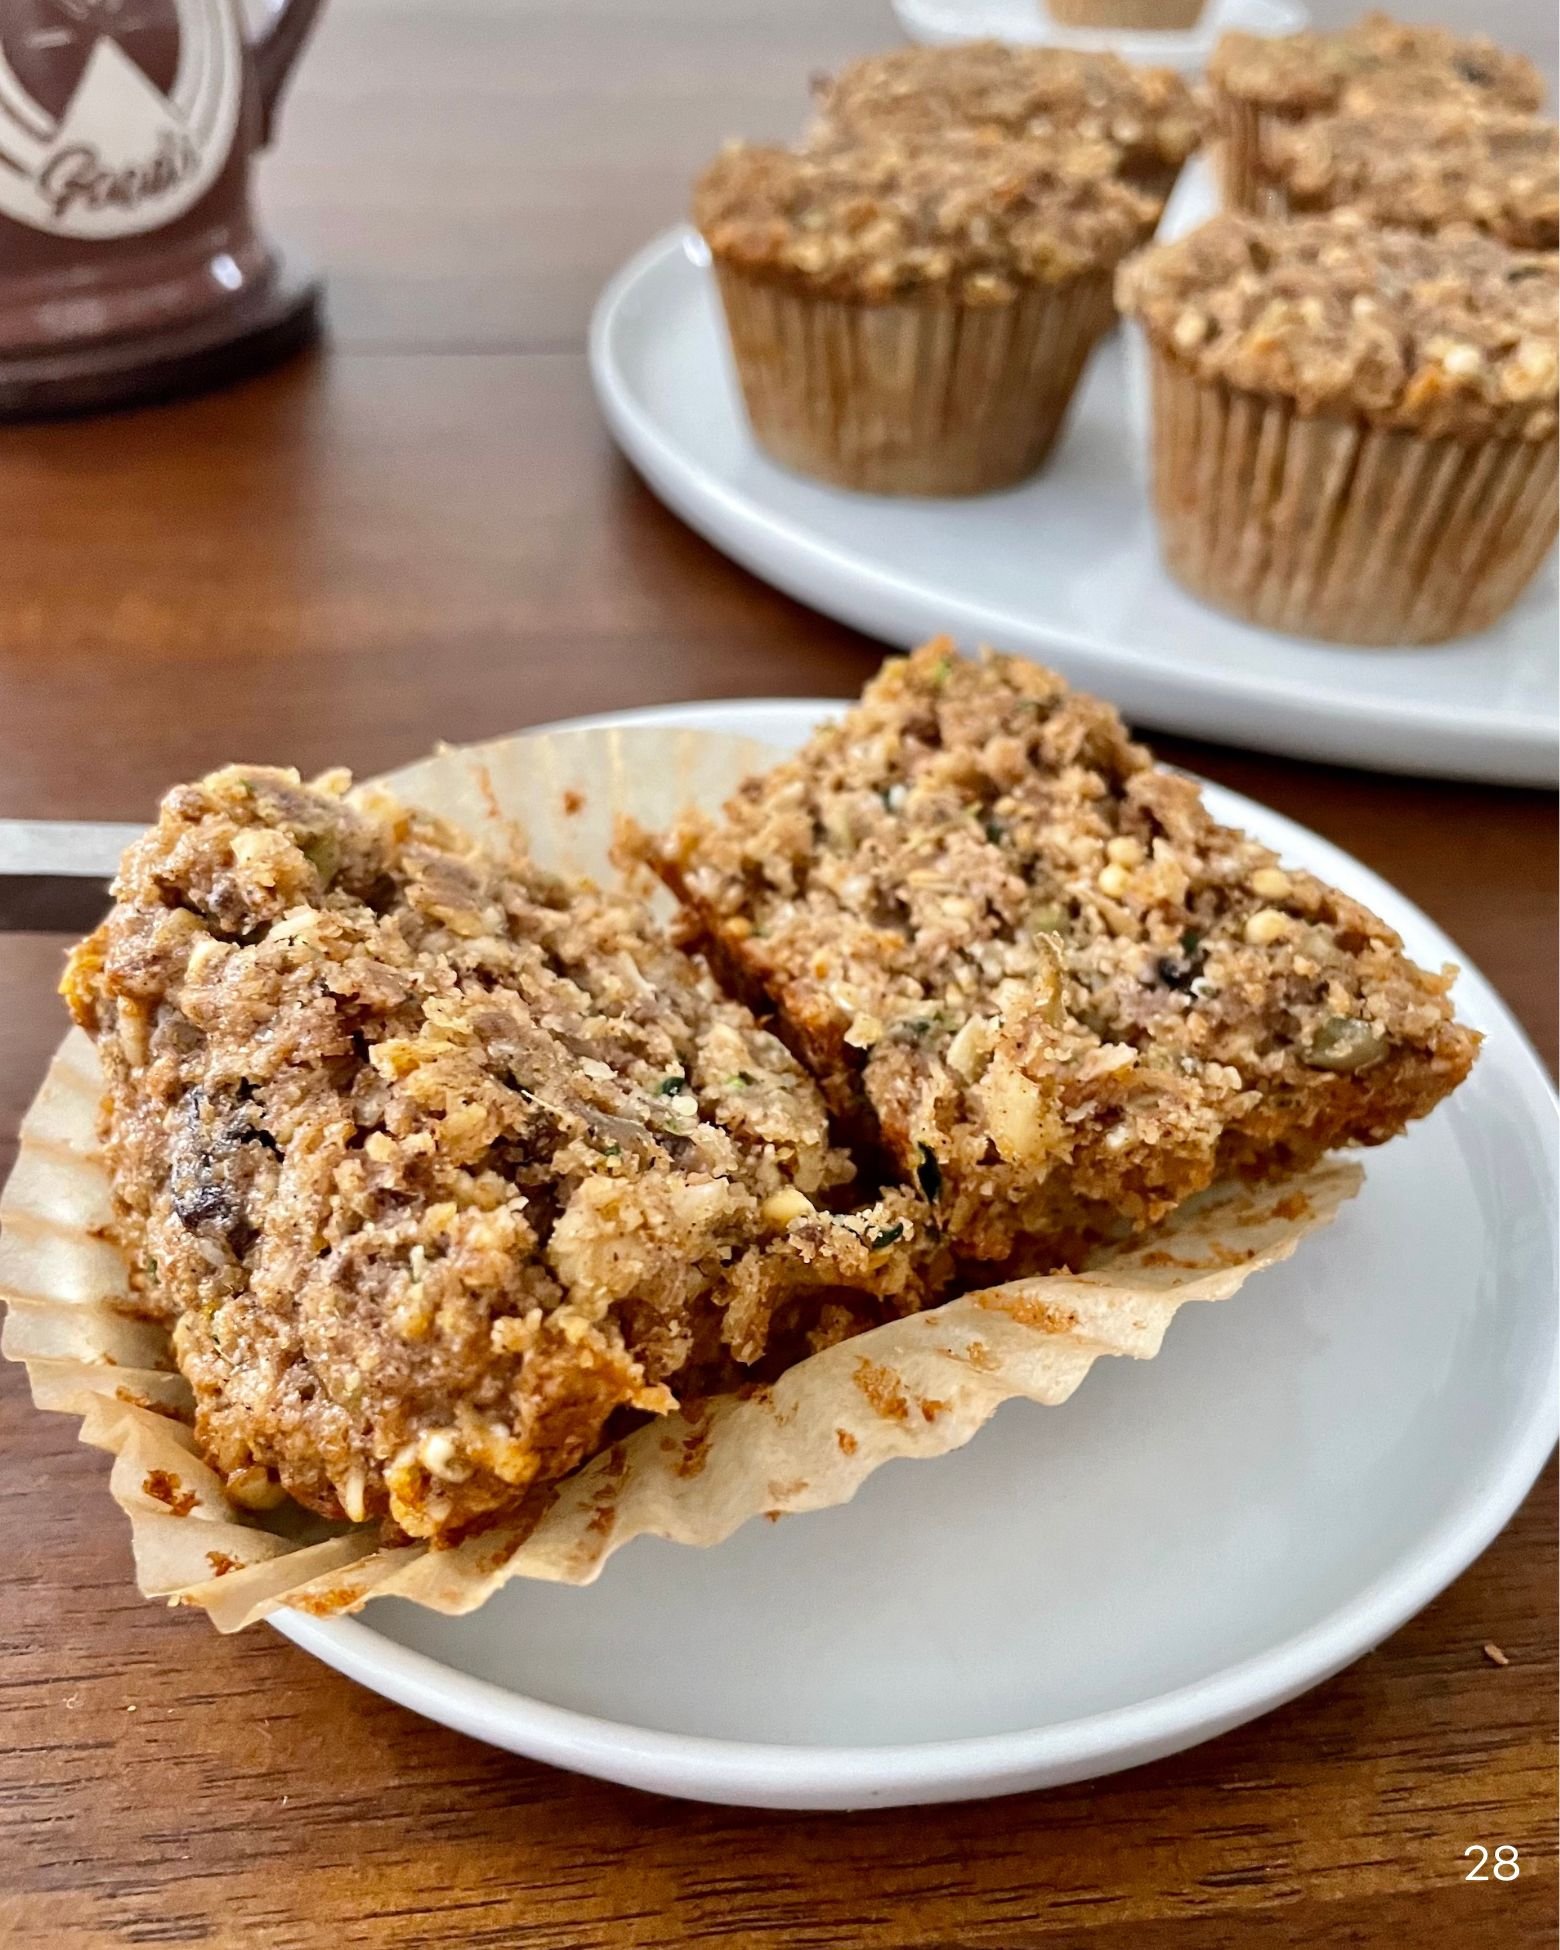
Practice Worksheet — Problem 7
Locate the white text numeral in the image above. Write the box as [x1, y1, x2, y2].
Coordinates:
[1464, 1845, 1520, 1882]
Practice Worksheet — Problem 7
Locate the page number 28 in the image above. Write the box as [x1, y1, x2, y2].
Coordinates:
[1464, 1845, 1520, 1881]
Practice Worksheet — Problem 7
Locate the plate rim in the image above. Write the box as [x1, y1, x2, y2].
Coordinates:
[274, 697, 1559, 1809]
[588, 225, 1558, 788]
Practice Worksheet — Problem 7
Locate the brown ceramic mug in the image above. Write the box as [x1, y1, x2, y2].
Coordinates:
[0, 0, 325, 414]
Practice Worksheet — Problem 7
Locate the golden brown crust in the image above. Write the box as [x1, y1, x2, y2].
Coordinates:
[1209, 14, 1544, 116]
[1268, 109, 1558, 251]
[66, 768, 933, 1543]
[646, 643, 1478, 1271]
[1116, 214, 1558, 441]
[809, 40, 1203, 192]
[694, 130, 1157, 303]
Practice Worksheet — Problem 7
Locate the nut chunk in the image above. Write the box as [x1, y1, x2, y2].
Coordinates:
[649, 644, 1477, 1270]
[64, 768, 927, 1542]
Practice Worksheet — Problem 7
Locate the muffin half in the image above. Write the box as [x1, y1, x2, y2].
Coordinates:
[647, 643, 1478, 1273]
[64, 767, 936, 1541]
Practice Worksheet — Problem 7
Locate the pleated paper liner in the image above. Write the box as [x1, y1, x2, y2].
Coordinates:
[1208, 95, 1299, 215]
[711, 264, 1118, 495]
[0, 722, 1362, 1631]
[376, 721, 781, 894]
[1144, 342, 1560, 645]
[1046, 0, 1205, 28]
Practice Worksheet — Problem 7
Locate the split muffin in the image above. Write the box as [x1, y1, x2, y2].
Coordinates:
[64, 767, 934, 1543]
[1118, 214, 1559, 644]
[647, 643, 1478, 1273]
[809, 39, 1203, 201]
[1209, 15, 1545, 212]
[1266, 108, 1559, 252]
[695, 129, 1157, 494]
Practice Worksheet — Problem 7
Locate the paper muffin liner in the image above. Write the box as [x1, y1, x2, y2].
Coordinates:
[0, 723, 1362, 1631]
[1047, 0, 1205, 27]
[1208, 93, 1299, 214]
[711, 263, 1118, 495]
[1144, 341, 1560, 645]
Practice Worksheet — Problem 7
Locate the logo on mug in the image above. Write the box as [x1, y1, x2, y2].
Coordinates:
[0, 0, 242, 239]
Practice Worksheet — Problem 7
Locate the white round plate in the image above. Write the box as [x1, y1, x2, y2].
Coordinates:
[893, 0, 1307, 74]
[587, 190, 1558, 788]
[276, 698, 1558, 1811]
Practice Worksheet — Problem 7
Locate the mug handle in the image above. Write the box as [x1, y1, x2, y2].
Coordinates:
[252, 0, 327, 146]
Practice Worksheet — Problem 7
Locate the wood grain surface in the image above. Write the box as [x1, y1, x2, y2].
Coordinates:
[1, 4, 1555, 1944]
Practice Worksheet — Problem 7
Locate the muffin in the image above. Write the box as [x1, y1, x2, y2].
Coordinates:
[1209, 15, 1545, 212]
[1117, 214, 1559, 645]
[1267, 108, 1558, 251]
[809, 40, 1203, 202]
[695, 131, 1157, 495]
[1047, 0, 1206, 31]
[648, 642, 1477, 1273]
[63, 766, 936, 1540]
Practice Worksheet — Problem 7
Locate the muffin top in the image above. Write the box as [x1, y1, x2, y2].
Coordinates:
[808, 40, 1202, 185]
[1210, 13, 1544, 116]
[695, 131, 1158, 302]
[1270, 109, 1559, 252]
[1117, 214, 1559, 440]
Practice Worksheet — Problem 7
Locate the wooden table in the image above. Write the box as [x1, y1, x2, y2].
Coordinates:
[2, 5, 1554, 1943]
